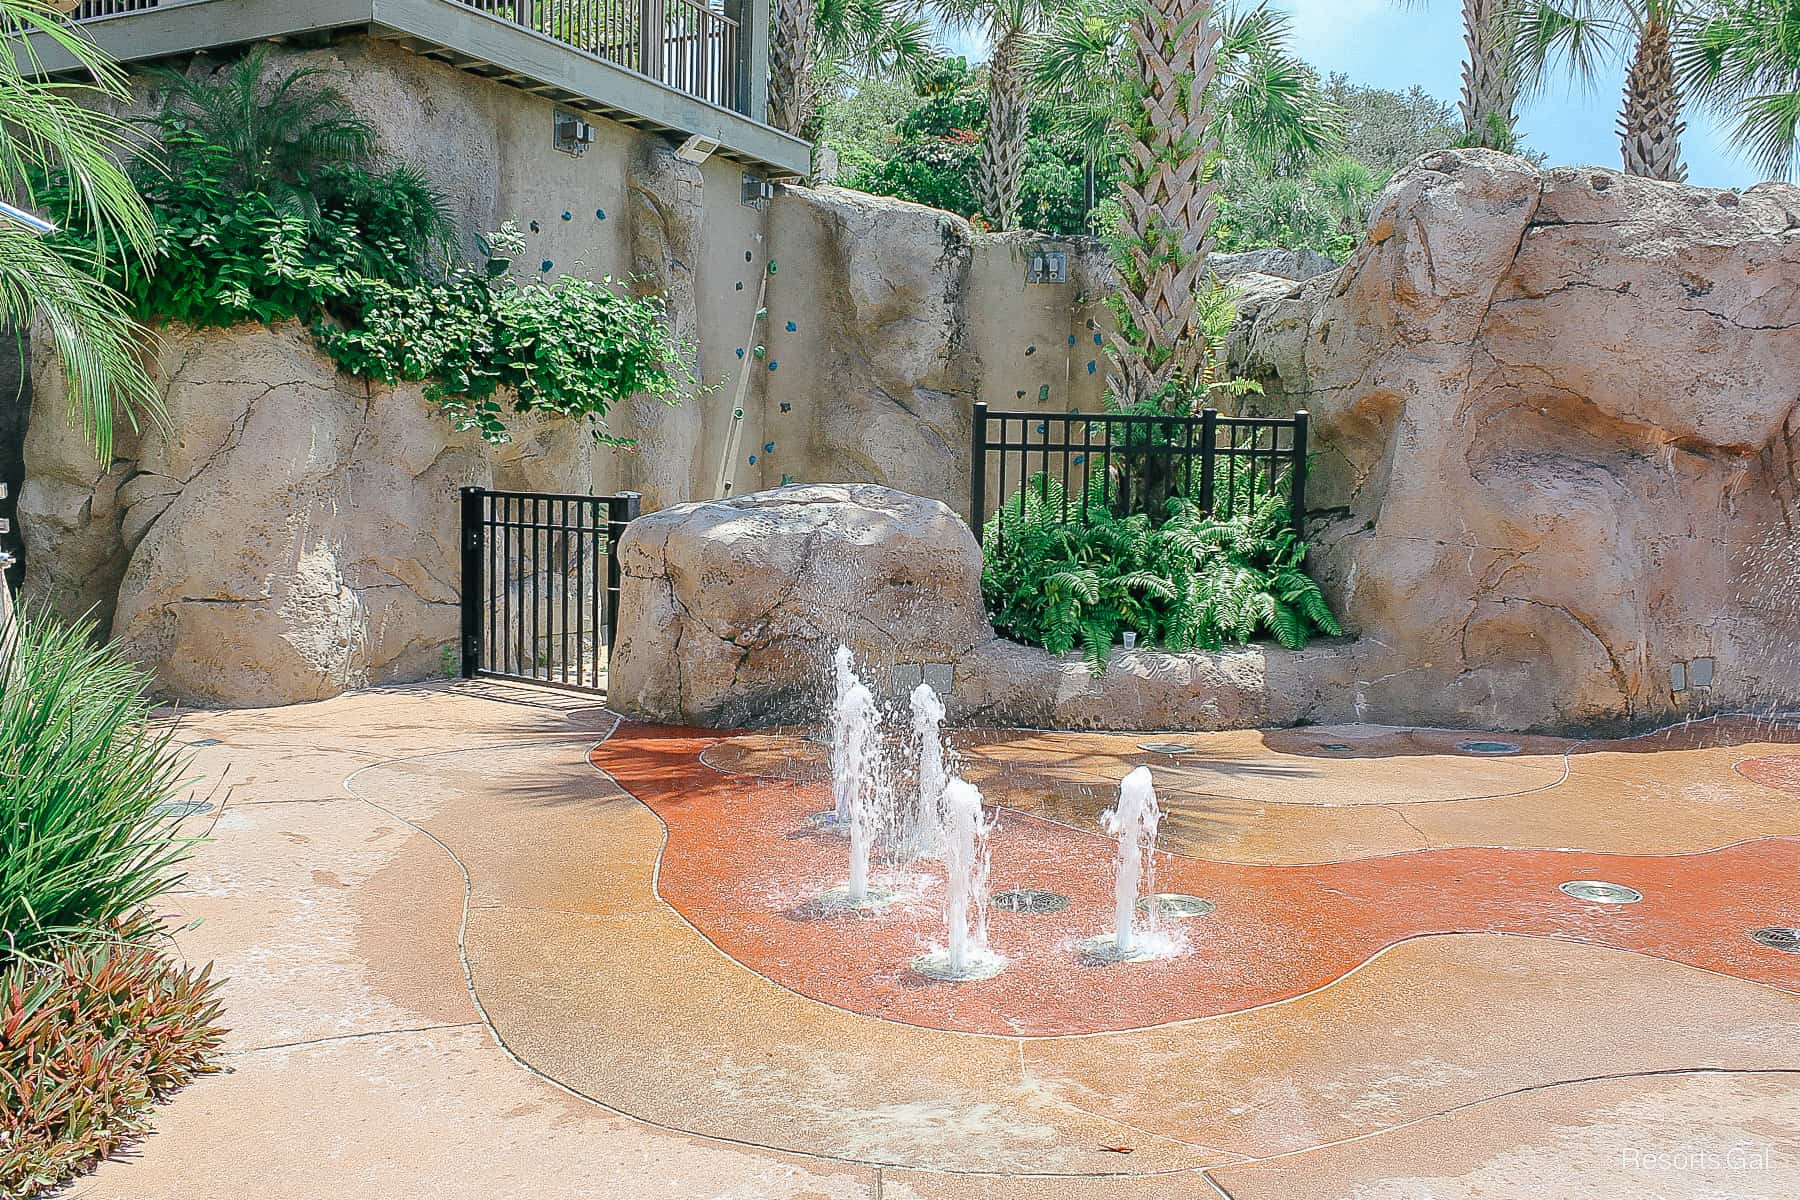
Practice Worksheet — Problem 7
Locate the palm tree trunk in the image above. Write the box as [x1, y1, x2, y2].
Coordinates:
[768, 0, 819, 138]
[978, 26, 1031, 231]
[1619, 15, 1688, 181]
[1460, 0, 1520, 148]
[1107, 0, 1221, 409]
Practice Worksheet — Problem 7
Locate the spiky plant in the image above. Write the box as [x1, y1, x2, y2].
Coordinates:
[771, 0, 937, 143]
[143, 47, 378, 224]
[0, 0, 159, 461]
[1682, 0, 1800, 180]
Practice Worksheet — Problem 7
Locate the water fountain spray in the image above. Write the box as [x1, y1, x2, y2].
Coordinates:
[811, 646, 895, 911]
[1077, 766, 1178, 963]
[908, 683, 949, 855]
[911, 777, 1005, 981]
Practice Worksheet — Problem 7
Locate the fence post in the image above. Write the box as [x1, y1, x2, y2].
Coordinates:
[1198, 408, 1218, 517]
[1289, 410, 1309, 539]
[970, 402, 989, 546]
[638, 0, 661, 80]
[605, 491, 642, 648]
[459, 487, 485, 679]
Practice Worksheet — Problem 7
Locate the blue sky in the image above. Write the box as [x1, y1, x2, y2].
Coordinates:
[943, 1, 1764, 188]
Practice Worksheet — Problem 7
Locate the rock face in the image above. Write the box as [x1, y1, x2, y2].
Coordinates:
[19, 323, 612, 706]
[1235, 150, 1800, 731]
[609, 484, 994, 725]
[609, 483, 1359, 730]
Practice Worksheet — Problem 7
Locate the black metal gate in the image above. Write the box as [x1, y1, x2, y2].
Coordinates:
[459, 487, 641, 693]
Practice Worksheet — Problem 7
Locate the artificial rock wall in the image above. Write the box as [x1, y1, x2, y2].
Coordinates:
[1232, 150, 1800, 731]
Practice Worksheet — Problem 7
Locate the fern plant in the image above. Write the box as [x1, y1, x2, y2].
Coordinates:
[982, 471, 1342, 675]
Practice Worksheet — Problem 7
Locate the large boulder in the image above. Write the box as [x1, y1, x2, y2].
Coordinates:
[1234, 149, 1800, 731]
[608, 484, 994, 725]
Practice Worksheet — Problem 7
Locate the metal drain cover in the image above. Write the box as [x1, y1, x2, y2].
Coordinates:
[1559, 880, 1642, 905]
[992, 888, 1070, 914]
[1137, 741, 1195, 755]
[1458, 739, 1521, 755]
[188, 738, 223, 748]
[1137, 893, 1216, 919]
[1319, 743, 1351, 751]
[1750, 926, 1800, 952]
[151, 800, 214, 820]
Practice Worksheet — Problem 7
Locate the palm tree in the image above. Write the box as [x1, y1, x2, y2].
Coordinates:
[1109, 0, 1223, 408]
[0, 0, 158, 460]
[1400, 1, 1527, 148]
[1037, 1, 1334, 404]
[1682, 0, 1800, 179]
[1310, 155, 1385, 232]
[1516, 0, 1693, 180]
[933, 0, 1058, 231]
[770, 0, 938, 141]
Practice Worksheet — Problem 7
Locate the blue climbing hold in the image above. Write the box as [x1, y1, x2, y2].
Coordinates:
[529, 220, 540, 233]
[735, 347, 745, 358]
[768, 361, 779, 371]
[1073, 454, 1086, 465]
[786, 321, 797, 332]
[539, 260, 553, 272]
[1036, 422, 1047, 434]
[561, 211, 572, 221]
[1087, 361, 1097, 374]
[596, 208, 606, 220]
[1068, 335, 1077, 346]
[748, 454, 757, 464]
[764, 442, 775, 453]
[1094, 333, 1104, 345]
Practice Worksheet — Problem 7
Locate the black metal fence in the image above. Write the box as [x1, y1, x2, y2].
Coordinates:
[459, 487, 640, 693]
[970, 405, 1309, 545]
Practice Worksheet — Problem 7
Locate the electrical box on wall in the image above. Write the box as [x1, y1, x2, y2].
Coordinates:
[553, 110, 596, 156]
[1028, 248, 1069, 284]
[741, 174, 774, 209]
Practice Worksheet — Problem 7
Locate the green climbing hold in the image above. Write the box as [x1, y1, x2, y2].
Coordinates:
[753, 345, 767, 359]
[767, 260, 778, 274]
[1039, 384, 1051, 401]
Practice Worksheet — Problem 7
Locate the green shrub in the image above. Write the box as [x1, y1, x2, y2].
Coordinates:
[0, 610, 193, 958]
[0, 918, 224, 1197]
[982, 474, 1342, 675]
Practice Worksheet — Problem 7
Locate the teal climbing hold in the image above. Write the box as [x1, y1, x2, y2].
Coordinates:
[764, 442, 775, 453]
[768, 260, 778, 274]
[1039, 385, 1051, 401]
[1094, 333, 1104, 345]
[1067, 335, 1077, 346]
[561, 211, 571, 221]
[1087, 361, 1097, 374]
[786, 321, 797, 332]
[596, 208, 606, 219]
[540, 260, 553, 272]
[748, 454, 757, 464]
[735, 347, 745, 358]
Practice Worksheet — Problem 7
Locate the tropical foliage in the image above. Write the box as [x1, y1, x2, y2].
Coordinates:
[0, 0, 158, 459]
[1, 919, 225, 1199]
[0, 611, 193, 959]
[982, 475, 1341, 674]
[38, 52, 691, 444]
[1684, 0, 1800, 179]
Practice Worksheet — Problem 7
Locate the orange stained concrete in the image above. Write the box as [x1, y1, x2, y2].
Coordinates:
[370, 731, 1800, 1177]
[599, 724, 1800, 1035]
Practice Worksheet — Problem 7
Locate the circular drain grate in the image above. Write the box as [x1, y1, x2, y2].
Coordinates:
[1749, 926, 1800, 953]
[1559, 880, 1643, 905]
[1137, 741, 1196, 755]
[151, 801, 214, 820]
[992, 888, 1071, 914]
[1458, 740, 1522, 755]
[1137, 893, 1216, 919]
